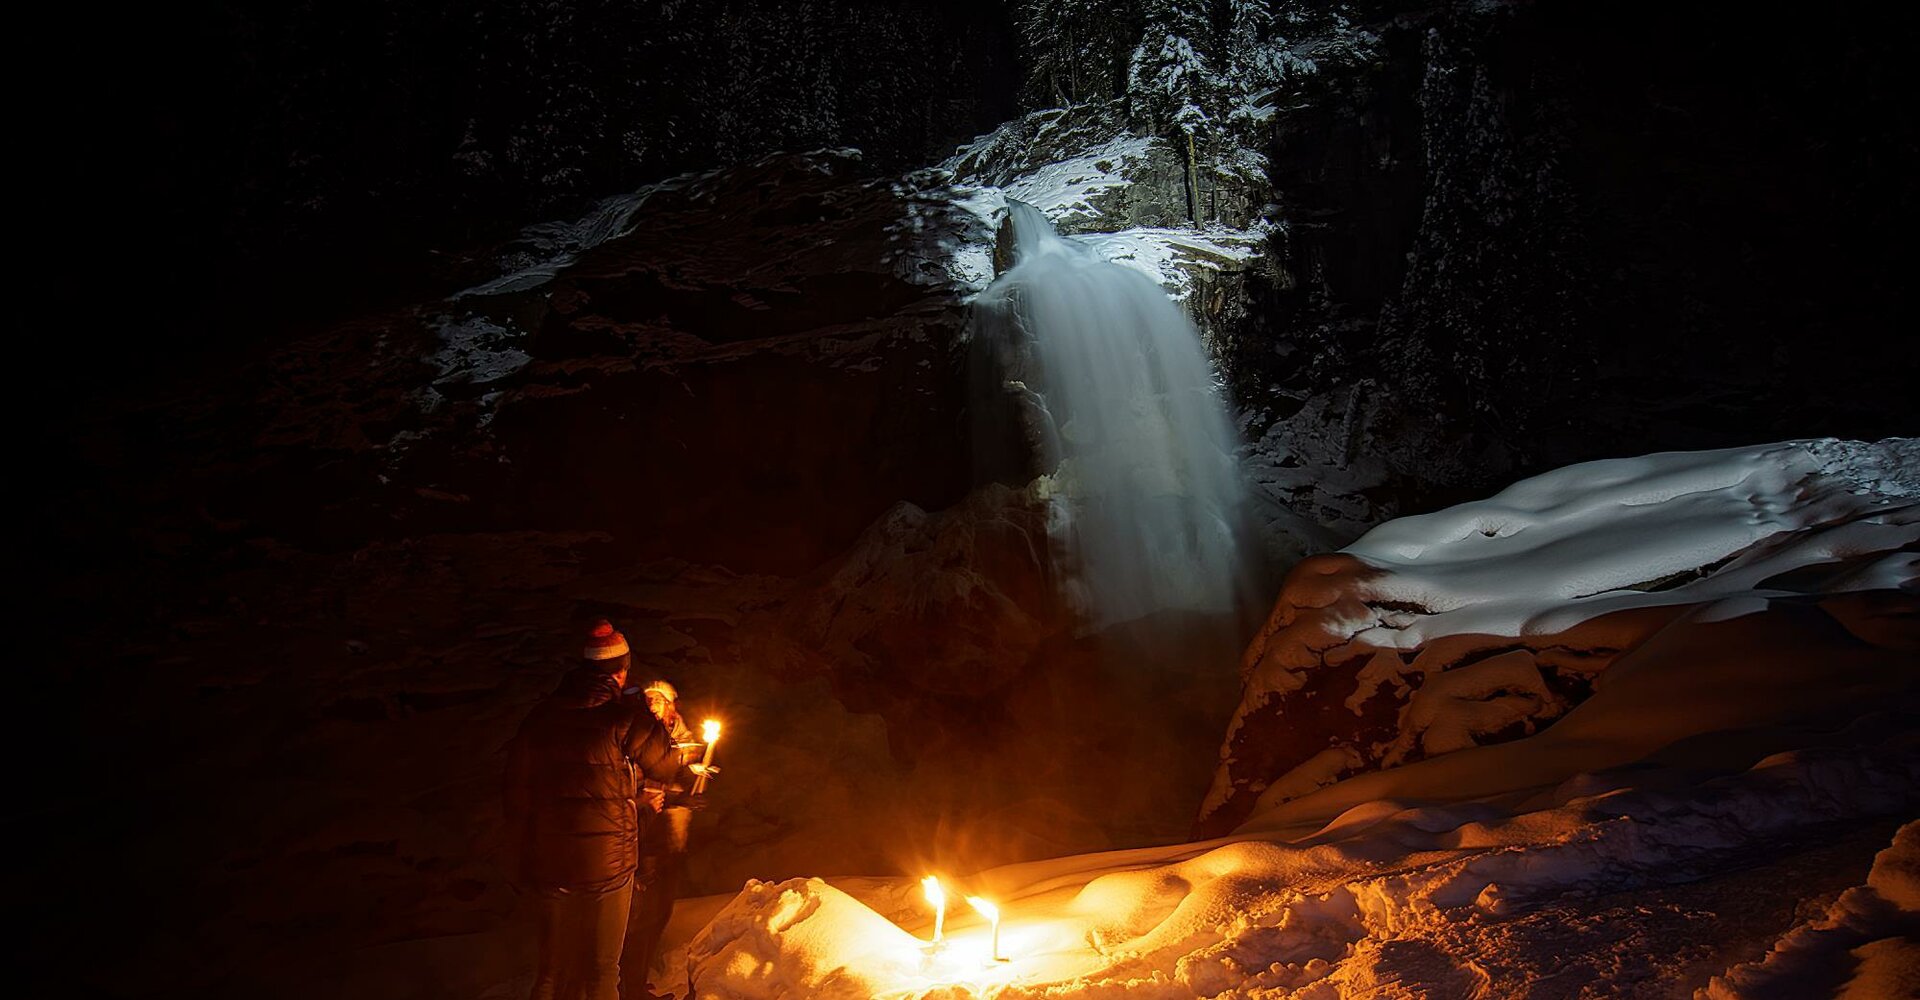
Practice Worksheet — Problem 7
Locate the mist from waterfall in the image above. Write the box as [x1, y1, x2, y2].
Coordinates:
[972, 201, 1253, 627]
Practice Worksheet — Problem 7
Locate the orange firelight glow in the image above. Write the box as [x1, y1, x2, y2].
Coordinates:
[921, 875, 947, 943]
[692, 719, 723, 794]
[967, 896, 1006, 961]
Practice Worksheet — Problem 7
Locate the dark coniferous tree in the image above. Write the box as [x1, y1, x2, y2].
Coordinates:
[1127, 0, 1223, 136]
[1014, 0, 1141, 109]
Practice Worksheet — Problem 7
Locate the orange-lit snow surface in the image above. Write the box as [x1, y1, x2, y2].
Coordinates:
[657, 440, 1918, 999]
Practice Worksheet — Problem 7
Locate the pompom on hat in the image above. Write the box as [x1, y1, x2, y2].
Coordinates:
[583, 619, 631, 661]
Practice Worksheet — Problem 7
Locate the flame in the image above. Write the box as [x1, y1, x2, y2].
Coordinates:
[966, 896, 998, 922]
[921, 875, 947, 942]
[701, 719, 721, 743]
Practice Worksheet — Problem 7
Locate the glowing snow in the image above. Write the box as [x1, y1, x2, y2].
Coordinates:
[663, 439, 1916, 999]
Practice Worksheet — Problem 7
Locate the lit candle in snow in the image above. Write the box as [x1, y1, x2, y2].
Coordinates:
[967, 896, 1006, 962]
[692, 719, 720, 794]
[921, 876, 947, 945]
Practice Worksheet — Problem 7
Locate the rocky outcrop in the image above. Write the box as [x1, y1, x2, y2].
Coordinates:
[946, 102, 1267, 235]
[767, 481, 1066, 700]
[285, 150, 1003, 574]
[949, 103, 1282, 363]
[1198, 439, 1920, 838]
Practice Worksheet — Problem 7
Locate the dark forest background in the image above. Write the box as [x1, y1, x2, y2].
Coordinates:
[100, 1, 1022, 367]
[46, 0, 1920, 432]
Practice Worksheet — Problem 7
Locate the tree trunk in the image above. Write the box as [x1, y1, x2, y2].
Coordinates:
[1184, 129, 1200, 223]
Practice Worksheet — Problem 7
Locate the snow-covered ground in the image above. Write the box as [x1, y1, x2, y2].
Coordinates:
[644, 440, 1917, 999]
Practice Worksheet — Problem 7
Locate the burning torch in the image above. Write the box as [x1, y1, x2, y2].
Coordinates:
[691, 718, 721, 795]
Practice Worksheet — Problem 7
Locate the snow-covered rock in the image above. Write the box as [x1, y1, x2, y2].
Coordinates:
[943, 103, 1267, 237]
[935, 101, 1278, 357]
[1200, 438, 1919, 836]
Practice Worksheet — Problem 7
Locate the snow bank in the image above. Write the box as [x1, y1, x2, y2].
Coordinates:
[1334, 438, 1918, 647]
[1703, 821, 1920, 999]
[456, 186, 658, 299]
[683, 878, 948, 1000]
[664, 439, 1916, 999]
[678, 709, 1915, 998]
[1203, 438, 1919, 835]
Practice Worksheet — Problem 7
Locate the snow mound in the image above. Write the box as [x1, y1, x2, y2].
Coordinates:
[1703, 820, 1920, 999]
[1203, 438, 1919, 836]
[684, 878, 953, 1000]
[1334, 438, 1918, 647]
[662, 440, 1916, 999]
[675, 712, 1916, 998]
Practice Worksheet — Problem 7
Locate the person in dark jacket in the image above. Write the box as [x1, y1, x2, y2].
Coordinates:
[620, 679, 711, 997]
[504, 619, 678, 1000]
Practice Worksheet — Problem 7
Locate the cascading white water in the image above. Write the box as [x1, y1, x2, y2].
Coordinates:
[973, 201, 1252, 626]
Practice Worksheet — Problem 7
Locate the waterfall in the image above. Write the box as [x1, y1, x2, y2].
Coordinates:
[972, 201, 1253, 626]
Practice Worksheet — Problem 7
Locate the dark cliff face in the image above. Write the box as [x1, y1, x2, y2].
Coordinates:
[96, 0, 1020, 391]
[1231, 0, 1919, 500]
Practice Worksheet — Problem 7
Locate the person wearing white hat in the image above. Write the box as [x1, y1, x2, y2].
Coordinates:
[620, 677, 713, 998]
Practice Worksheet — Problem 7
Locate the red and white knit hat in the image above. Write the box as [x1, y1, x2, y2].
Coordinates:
[584, 619, 630, 661]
